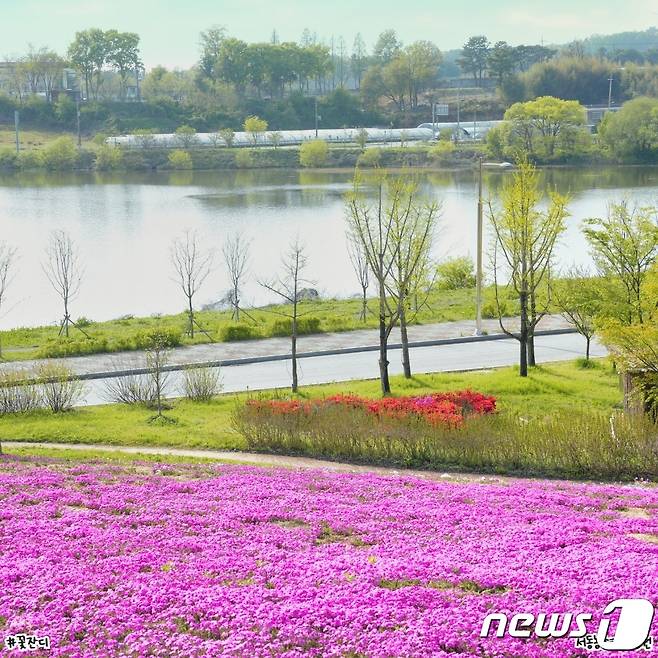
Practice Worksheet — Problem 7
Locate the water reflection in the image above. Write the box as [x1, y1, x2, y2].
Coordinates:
[1, 165, 657, 328]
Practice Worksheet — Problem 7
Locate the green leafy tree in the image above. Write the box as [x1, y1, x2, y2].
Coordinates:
[598, 97, 658, 162]
[68, 28, 111, 100]
[488, 41, 515, 83]
[299, 140, 328, 167]
[174, 125, 198, 148]
[373, 30, 402, 63]
[488, 160, 569, 376]
[107, 30, 142, 99]
[583, 201, 658, 325]
[458, 36, 490, 84]
[243, 115, 268, 145]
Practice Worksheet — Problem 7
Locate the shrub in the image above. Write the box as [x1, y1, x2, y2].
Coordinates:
[181, 366, 222, 402]
[35, 363, 85, 413]
[0, 370, 41, 414]
[75, 316, 94, 328]
[42, 137, 78, 170]
[174, 125, 198, 148]
[436, 257, 476, 290]
[168, 149, 193, 170]
[219, 128, 235, 147]
[429, 140, 456, 164]
[299, 140, 329, 167]
[37, 337, 109, 359]
[220, 324, 261, 342]
[233, 402, 658, 480]
[95, 145, 123, 170]
[269, 317, 322, 337]
[234, 149, 253, 168]
[357, 148, 382, 168]
[103, 372, 155, 405]
[134, 328, 182, 350]
[16, 150, 44, 170]
[0, 148, 17, 169]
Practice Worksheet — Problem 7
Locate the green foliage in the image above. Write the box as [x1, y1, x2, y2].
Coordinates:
[168, 149, 193, 170]
[436, 257, 476, 290]
[37, 337, 109, 359]
[598, 97, 658, 162]
[269, 317, 321, 337]
[243, 115, 268, 144]
[234, 149, 253, 168]
[502, 96, 590, 161]
[428, 140, 456, 164]
[0, 148, 17, 169]
[17, 150, 44, 170]
[299, 140, 328, 168]
[356, 148, 382, 168]
[95, 144, 123, 170]
[42, 136, 78, 170]
[174, 125, 198, 148]
[135, 328, 182, 350]
[219, 324, 261, 342]
[219, 128, 235, 147]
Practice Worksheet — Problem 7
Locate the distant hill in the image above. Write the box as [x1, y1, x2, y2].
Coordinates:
[582, 27, 658, 53]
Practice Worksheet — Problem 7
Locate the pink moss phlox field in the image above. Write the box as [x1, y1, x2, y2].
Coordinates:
[0, 457, 657, 657]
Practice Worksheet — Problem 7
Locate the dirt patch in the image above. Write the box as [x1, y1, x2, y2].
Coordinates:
[629, 533, 658, 544]
[618, 507, 652, 519]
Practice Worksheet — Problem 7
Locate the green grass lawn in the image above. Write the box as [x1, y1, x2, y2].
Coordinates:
[0, 359, 620, 454]
[1, 285, 516, 362]
[0, 128, 92, 151]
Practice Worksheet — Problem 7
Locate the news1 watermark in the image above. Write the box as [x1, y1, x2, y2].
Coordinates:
[481, 598, 655, 651]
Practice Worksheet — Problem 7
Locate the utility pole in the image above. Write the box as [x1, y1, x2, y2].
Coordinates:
[14, 110, 20, 153]
[76, 99, 82, 148]
[431, 99, 436, 136]
[456, 87, 461, 142]
[608, 76, 614, 110]
[475, 156, 484, 336]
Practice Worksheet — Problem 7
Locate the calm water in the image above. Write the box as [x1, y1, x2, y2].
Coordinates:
[1, 166, 658, 329]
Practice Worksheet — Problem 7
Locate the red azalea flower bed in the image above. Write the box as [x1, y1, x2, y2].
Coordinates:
[247, 390, 496, 427]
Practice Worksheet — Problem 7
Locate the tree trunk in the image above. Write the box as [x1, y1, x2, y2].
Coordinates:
[527, 333, 535, 368]
[188, 297, 194, 338]
[64, 298, 69, 338]
[586, 335, 591, 361]
[400, 306, 412, 379]
[519, 290, 528, 377]
[378, 320, 390, 395]
[291, 317, 298, 393]
[361, 288, 367, 322]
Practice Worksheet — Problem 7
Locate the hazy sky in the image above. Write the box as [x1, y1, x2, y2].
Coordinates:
[2, 0, 658, 68]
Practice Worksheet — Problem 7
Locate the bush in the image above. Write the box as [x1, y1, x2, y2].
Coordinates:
[35, 364, 85, 413]
[37, 337, 109, 359]
[16, 150, 44, 170]
[181, 366, 222, 402]
[234, 149, 253, 168]
[357, 148, 382, 168]
[168, 149, 193, 170]
[436, 257, 476, 290]
[220, 324, 261, 342]
[269, 317, 321, 337]
[299, 140, 329, 167]
[428, 140, 456, 164]
[0, 148, 17, 170]
[42, 137, 78, 170]
[103, 372, 155, 406]
[233, 402, 658, 481]
[0, 370, 41, 414]
[134, 327, 182, 350]
[95, 145, 123, 170]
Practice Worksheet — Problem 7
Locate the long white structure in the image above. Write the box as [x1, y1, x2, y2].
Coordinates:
[108, 127, 435, 149]
[417, 120, 504, 140]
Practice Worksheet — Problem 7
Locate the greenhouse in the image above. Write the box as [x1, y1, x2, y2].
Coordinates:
[107, 127, 436, 148]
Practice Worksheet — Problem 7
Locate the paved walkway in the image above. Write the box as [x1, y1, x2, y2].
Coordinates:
[4, 314, 571, 378]
[1, 441, 522, 484]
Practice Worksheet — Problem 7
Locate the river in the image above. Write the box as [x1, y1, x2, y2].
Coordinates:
[1, 165, 657, 329]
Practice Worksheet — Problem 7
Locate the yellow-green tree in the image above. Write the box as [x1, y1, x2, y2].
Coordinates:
[488, 160, 569, 376]
[243, 115, 268, 145]
[299, 140, 328, 167]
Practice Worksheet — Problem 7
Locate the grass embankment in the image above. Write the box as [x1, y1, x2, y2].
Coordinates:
[1, 286, 514, 362]
[0, 359, 619, 453]
[0, 128, 92, 151]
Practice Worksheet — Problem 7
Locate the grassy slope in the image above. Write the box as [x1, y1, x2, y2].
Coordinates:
[2, 286, 507, 361]
[0, 359, 619, 452]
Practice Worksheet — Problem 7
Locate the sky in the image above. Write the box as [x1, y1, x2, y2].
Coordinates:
[2, 0, 658, 69]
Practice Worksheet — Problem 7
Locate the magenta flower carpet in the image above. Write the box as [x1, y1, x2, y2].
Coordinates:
[0, 457, 656, 657]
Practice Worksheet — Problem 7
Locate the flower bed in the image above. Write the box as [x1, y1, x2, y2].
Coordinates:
[247, 390, 496, 427]
[1, 457, 657, 657]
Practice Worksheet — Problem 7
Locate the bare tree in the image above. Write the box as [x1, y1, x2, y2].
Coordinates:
[222, 232, 251, 322]
[259, 241, 312, 393]
[0, 242, 17, 357]
[171, 230, 213, 339]
[346, 175, 439, 393]
[43, 230, 85, 338]
[144, 330, 174, 421]
[347, 237, 369, 322]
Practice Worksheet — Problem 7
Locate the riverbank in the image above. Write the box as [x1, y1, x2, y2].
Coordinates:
[1, 286, 524, 361]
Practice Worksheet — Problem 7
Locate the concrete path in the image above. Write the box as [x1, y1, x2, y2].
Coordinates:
[4, 314, 571, 378]
[0, 441, 521, 484]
